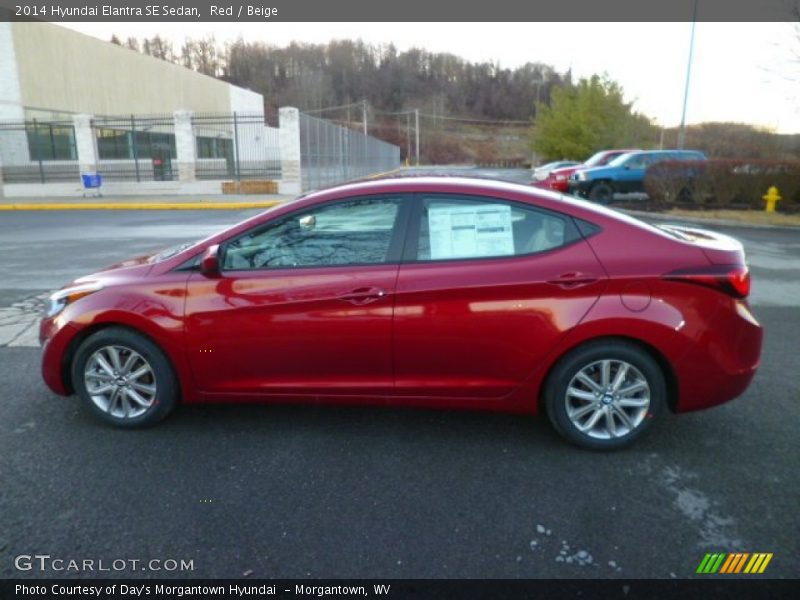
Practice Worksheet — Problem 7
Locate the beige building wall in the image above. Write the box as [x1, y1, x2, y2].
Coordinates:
[11, 22, 237, 118]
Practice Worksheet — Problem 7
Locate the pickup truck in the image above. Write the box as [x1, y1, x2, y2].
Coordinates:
[568, 149, 707, 203]
[533, 148, 638, 193]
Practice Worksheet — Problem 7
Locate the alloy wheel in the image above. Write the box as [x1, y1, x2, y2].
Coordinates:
[84, 345, 158, 419]
[564, 359, 650, 440]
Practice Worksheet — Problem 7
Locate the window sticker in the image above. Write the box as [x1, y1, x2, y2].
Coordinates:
[428, 203, 514, 259]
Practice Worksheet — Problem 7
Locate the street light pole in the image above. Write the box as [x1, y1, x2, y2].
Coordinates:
[532, 79, 544, 116]
[677, 0, 698, 149]
[414, 108, 420, 166]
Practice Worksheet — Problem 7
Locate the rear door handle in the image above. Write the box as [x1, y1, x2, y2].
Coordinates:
[338, 287, 387, 305]
[546, 272, 599, 290]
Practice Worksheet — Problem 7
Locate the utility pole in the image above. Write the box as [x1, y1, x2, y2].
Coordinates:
[414, 108, 420, 166]
[406, 112, 411, 165]
[677, 0, 698, 149]
[362, 99, 368, 135]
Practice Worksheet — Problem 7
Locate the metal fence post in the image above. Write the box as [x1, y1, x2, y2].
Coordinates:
[33, 119, 45, 183]
[233, 112, 241, 181]
[130, 114, 140, 182]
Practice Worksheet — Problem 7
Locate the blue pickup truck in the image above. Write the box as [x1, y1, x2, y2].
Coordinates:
[568, 149, 706, 203]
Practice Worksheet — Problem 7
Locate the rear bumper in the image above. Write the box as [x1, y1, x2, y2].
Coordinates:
[673, 299, 763, 412]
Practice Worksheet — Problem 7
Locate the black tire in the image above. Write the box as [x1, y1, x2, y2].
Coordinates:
[544, 340, 666, 450]
[588, 182, 615, 204]
[677, 186, 694, 203]
[71, 327, 179, 428]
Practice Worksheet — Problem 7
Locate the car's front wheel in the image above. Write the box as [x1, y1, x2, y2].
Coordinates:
[71, 327, 178, 427]
[588, 182, 615, 204]
[544, 341, 666, 450]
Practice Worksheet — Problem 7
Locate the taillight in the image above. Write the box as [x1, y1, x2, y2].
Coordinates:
[664, 265, 750, 298]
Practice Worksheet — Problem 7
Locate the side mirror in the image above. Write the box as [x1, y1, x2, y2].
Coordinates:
[200, 245, 221, 278]
[298, 214, 316, 231]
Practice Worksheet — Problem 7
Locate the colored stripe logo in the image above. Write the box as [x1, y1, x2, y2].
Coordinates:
[697, 552, 773, 574]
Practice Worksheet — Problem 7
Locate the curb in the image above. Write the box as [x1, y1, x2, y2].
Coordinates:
[620, 209, 800, 231]
[0, 200, 284, 211]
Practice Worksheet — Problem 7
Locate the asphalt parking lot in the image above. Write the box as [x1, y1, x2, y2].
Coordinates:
[1, 181, 798, 579]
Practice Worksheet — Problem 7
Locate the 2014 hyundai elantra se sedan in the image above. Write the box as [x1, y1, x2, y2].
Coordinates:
[40, 177, 762, 449]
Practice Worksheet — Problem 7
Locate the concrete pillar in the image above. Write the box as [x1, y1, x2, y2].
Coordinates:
[73, 114, 98, 177]
[279, 107, 302, 195]
[174, 110, 196, 182]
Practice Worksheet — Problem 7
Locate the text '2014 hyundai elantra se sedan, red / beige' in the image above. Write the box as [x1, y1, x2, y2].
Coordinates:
[40, 177, 762, 449]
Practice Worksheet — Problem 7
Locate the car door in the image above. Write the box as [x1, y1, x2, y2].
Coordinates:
[393, 193, 607, 400]
[617, 153, 651, 192]
[184, 194, 410, 398]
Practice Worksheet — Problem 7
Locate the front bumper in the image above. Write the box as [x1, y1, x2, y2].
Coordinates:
[567, 180, 592, 197]
[40, 315, 81, 396]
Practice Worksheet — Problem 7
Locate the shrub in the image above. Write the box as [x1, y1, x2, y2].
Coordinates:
[644, 159, 800, 210]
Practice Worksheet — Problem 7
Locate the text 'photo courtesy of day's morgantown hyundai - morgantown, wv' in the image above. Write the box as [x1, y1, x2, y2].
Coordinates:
[0, 1, 798, 598]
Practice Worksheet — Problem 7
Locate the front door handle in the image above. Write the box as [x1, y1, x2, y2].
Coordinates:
[338, 287, 387, 305]
[546, 272, 599, 290]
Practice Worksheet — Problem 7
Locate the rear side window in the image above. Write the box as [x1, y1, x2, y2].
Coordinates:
[414, 195, 580, 261]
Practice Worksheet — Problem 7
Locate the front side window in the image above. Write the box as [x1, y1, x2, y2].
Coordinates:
[624, 154, 652, 169]
[223, 197, 402, 270]
[415, 195, 577, 261]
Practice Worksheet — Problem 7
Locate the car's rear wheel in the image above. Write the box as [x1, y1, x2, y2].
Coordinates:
[71, 327, 178, 427]
[588, 182, 615, 204]
[544, 341, 666, 450]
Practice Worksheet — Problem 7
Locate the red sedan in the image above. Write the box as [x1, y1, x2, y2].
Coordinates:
[534, 149, 639, 193]
[40, 177, 762, 449]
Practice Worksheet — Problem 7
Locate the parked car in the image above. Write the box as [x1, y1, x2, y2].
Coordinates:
[532, 160, 580, 182]
[40, 177, 761, 450]
[534, 149, 639, 193]
[568, 150, 707, 203]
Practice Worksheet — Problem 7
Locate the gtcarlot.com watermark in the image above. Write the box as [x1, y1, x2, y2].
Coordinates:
[14, 554, 194, 573]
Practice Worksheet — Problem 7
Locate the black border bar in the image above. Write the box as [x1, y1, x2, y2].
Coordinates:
[0, 0, 797, 22]
[2, 579, 800, 600]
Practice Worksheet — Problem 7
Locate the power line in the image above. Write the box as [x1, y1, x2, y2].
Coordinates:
[304, 101, 365, 114]
[417, 112, 530, 125]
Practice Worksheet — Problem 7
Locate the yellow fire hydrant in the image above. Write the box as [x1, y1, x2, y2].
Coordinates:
[763, 186, 781, 213]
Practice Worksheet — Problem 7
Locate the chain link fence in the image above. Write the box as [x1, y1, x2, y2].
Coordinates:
[0, 120, 80, 183]
[192, 113, 281, 180]
[299, 112, 400, 191]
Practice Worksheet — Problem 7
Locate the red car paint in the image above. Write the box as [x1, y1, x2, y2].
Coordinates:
[534, 149, 639, 193]
[40, 177, 762, 415]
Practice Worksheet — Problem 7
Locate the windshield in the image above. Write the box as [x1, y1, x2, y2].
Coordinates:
[151, 241, 197, 262]
[583, 151, 612, 167]
[606, 152, 638, 167]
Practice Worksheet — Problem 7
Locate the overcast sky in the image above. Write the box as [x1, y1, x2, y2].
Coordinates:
[63, 22, 800, 133]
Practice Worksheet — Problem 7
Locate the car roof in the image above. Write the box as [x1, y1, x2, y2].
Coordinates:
[301, 175, 561, 200]
[298, 175, 664, 234]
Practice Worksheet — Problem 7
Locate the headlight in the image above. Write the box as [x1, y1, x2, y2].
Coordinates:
[578, 172, 588, 181]
[45, 282, 104, 318]
[555, 174, 566, 181]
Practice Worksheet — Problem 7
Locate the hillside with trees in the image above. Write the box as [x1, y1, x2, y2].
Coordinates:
[113, 34, 800, 164]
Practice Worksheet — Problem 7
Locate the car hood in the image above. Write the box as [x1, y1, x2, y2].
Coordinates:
[68, 260, 154, 289]
[550, 165, 585, 178]
[62, 246, 183, 291]
[577, 165, 616, 178]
